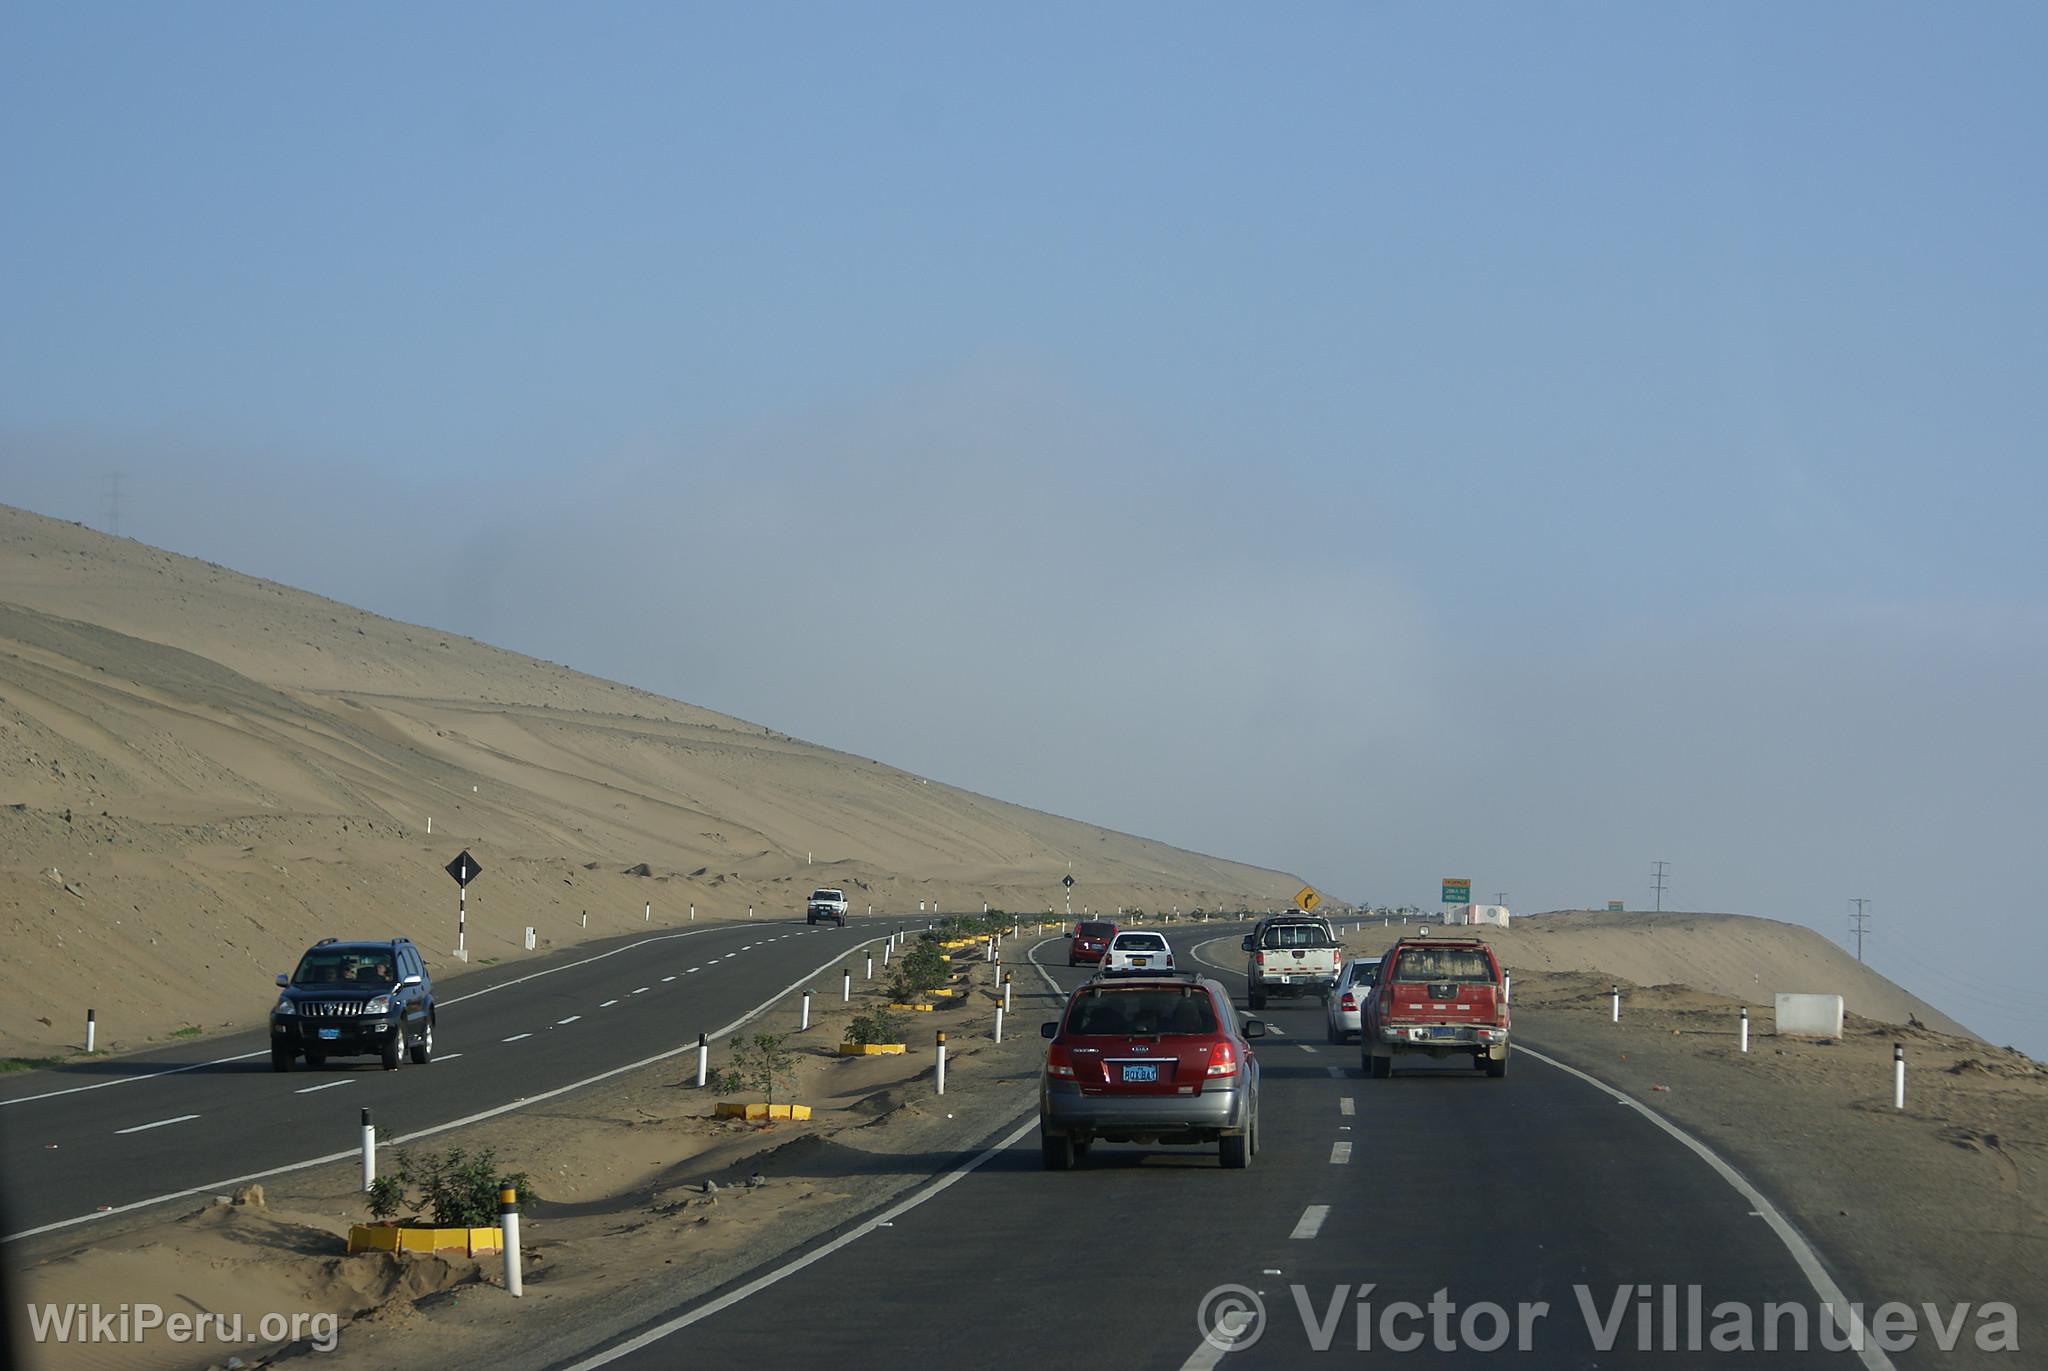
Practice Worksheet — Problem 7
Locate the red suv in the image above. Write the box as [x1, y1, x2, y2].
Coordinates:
[1038, 971, 1265, 1169]
[1066, 920, 1119, 966]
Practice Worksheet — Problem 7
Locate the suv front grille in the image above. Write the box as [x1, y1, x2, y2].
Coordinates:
[299, 999, 373, 1017]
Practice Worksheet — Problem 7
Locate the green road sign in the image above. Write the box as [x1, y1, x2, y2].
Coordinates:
[1441, 879, 1471, 905]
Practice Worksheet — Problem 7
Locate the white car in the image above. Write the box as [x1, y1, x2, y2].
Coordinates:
[1101, 930, 1175, 974]
[1325, 956, 1381, 1043]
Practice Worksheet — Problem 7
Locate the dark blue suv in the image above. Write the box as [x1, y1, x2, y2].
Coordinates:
[270, 937, 435, 1071]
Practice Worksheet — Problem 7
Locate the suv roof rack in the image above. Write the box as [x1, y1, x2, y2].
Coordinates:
[315, 936, 339, 946]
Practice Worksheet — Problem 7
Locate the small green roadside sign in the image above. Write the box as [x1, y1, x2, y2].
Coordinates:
[1441, 878, 1471, 905]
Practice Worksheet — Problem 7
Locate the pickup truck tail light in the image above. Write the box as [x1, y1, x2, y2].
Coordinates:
[1166, 954, 1175, 967]
[1254, 952, 1266, 965]
[1046, 1042, 1076, 1078]
[1205, 1040, 1239, 1077]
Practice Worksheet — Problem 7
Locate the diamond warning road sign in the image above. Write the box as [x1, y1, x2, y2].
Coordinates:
[1062, 874, 1075, 889]
[446, 850, 483, 887]
[1294, 885, 1320, 912]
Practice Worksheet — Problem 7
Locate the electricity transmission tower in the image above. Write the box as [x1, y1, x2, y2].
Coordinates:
[1849, 898, 1872, 962]
[1651, 860, 1670, 912]
[102, 471, 127, 537]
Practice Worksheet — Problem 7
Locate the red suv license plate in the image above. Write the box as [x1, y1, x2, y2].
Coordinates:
[1121, 1063, 1159, 1083]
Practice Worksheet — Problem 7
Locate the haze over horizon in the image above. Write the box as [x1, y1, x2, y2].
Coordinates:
[4, 5, 2043, 1054]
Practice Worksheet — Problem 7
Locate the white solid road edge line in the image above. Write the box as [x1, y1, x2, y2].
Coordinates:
[560, 1114, 1042, 1371]
[563, 929, 1064, 1368]
[3, 934, 900, 1245]
[1517, 1044, 1896, 1371]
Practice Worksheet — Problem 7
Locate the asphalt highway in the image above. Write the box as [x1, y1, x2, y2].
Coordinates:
[0, 917, 930, 1242]
[559, 930, 1877, 1371]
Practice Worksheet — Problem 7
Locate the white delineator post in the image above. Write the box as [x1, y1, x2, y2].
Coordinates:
[645, 902, 651, 923]
[695, 1032, 708, 1088]
[800, 990, 812, 1031]
[360, 1108, 376, 1191]
[935, 1030, 947, 1095]
[1894, 1042, 1905, 1111]
[865, 953, 874, 981]
[843, 968, 852, 1002]
[85, 1008, 96, 1055]
[1740, 1007, 1750, 1053]
[748, 905, 753, 920]
[1504, 973, 1512, 1004]
[1003, 973, 1012, 1014]
[458, 880, 467, 962]
[690, 903, 696, 922]
[1611, 986, 1620, 1023]
[994, 1005, 1004, 1043]
[499, 1187, 523, 1298]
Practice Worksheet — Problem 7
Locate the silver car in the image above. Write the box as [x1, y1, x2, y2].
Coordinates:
[1324, 956, 1381, 1043]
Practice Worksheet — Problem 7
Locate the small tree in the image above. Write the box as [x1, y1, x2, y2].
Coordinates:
[713, 1031, 799, 1106]
[846, 1007, 904, 1047]
[365, 1145, 533, 1227]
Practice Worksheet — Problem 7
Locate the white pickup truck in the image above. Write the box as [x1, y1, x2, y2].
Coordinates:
[805, 888, 849, 926]
[1241, 913, 1343, 1010]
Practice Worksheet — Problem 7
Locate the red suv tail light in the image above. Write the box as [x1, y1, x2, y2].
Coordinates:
[1046, 1042, 1076, 1078]
[1204, 1040, 1239, 1077]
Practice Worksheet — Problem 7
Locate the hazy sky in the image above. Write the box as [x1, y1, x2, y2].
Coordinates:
[4, 5, 2044, 1053]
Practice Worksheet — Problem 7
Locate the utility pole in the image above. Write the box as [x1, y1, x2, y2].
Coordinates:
[102, 471, 127, 537]
[1651, 860, 1670, 912]
[1494, 891, 1508, 907]
[1849, 898, 1872, 962]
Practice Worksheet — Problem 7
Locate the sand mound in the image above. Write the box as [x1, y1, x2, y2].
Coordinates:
[0, 504, 1299, 1056]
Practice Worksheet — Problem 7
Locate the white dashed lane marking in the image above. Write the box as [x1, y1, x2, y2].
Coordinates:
[557, 1016, 581, 1026]
[1291, 1205, 1331, 1239]
[1340, 1097, 1355, 1116]
[600, 1000, 619, 1008]
[503, 1033, 532, 1043]
[1329, 1141, 1353, 1164]
[115, 1114, 199, 1136]
[293, 1080, 353, 1095]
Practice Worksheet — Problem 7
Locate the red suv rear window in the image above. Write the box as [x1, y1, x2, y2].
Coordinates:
[1065, 987, 1217, 1035]
[1075, 922, 1115, 937]
[1391, 948, 1495, 982]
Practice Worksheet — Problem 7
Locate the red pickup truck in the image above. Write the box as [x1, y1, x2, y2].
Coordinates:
[1360, 935, 1510, 1078]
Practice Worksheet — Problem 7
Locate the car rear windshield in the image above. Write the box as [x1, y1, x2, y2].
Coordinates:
[1352, 961, 1380, 985]
[1076, 922, 1115, 937]
[1261, 922, 1333, 948]
[292, 949, 397, 986]
[1065, 988, 1217, 1036]
[810, 890, 842, 900]
[1114, 933, 1167, 950]
[1392, 948, 1495, 983]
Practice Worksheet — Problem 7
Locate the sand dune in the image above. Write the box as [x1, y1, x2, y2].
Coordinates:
[0, 503, 1299, 1057]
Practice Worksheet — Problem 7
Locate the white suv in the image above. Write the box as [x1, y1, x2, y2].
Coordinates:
[1100, 930, 1174, 974]
[806, 889, 849, 926]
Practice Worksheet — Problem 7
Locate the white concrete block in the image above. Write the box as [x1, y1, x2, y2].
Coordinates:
[1774, 992, 1844, 1039]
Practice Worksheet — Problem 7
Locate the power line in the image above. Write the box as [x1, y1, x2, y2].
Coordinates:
[1849, 897, 1872, 962]
[1651, 860, 1669, 912]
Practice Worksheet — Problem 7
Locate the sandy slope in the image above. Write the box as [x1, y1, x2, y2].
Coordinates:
[0, 503, 1298, 1057]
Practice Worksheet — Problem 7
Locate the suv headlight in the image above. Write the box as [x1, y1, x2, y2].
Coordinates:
[364, 995, 394, 1016]
[274, 997, 295, 1016]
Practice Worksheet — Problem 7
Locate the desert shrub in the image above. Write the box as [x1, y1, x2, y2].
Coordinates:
[712, 1031, 798, 1106]
[366, 1146, 533, 1227]
[846, 1007, 904, 1046]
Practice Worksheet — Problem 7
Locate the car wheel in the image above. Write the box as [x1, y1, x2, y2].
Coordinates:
[270, 1043, 293, 1072]
[304, 1048, 326, 1069]
[1040, 1130, 1075, 1171]
[1370, 1049, 1393, 1079]
[1248, 988, 1266, 1011]
[410, 1016, 434, 1065]
[1220, 1127, 1251, 1169]
[1073, 1135, 1093, 1157]
[380, 1028, 404, 1071]
[1486, 1052, 1508, 1079]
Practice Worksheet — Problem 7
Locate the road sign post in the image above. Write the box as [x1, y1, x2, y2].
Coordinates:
[1441, 878, 1471, 919]
[445, 850, 483, 961]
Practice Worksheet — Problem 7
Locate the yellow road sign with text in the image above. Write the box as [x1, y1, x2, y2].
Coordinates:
[1294, 885, 1320, 912]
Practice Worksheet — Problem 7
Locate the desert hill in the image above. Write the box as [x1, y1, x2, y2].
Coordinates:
[0, 503, 1299, 1057]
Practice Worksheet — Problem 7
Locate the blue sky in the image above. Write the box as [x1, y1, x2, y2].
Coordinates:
[4, 4, 2045, 1050]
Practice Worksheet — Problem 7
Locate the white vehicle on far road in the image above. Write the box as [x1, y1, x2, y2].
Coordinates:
[1100, 930, 1175, 974]
[806, 888, 849, 926]
[1326, 956, 1381, 1043]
